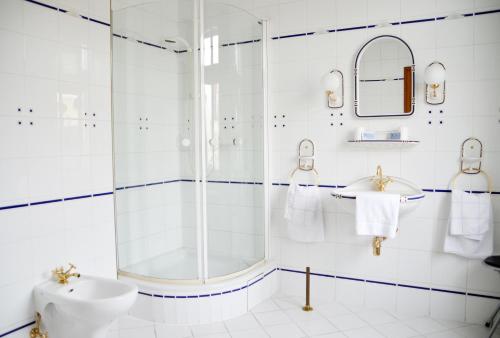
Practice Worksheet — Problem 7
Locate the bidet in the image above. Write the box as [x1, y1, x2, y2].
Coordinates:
[33, 265, 137, 338]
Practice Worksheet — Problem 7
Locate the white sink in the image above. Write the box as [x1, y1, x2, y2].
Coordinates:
[34, 275, 138, 338]
[331, 176, 425, 216]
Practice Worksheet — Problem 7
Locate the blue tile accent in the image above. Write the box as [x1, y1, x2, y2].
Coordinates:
[24, 0, 109, 27]
[137, 268, 277, 299]
[0, 321, 36, 338]
[64, 194, 92, 201]
[280, 268, 500, 300]
[475, 8, 500, 15]
[25, 0, 58, 11]
[336, 25, 368, 32]
[30, 198, 63, 206]
[0, 203, 29, 211]
[0, 191, 113, 213]
[398, 283, 431, 291]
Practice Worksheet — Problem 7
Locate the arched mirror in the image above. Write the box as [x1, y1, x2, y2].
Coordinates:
[354, 35, 415, 117]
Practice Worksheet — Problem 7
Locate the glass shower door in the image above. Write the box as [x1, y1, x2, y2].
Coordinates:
[201, 3, 266, 278]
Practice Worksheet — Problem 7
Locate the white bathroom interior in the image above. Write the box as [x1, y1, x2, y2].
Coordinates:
[1, 0, 500, 337]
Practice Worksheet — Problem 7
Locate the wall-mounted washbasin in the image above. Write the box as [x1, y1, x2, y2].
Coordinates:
[331, 171, 425, 216]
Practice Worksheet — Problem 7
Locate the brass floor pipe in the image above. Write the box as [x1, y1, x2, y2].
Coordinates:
[302, 266, 313, 311]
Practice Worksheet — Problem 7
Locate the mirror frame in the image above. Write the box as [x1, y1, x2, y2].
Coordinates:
[354, 35, 415, 118]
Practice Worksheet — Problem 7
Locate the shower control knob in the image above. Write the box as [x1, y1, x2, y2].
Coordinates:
[233, 137, 243, 146]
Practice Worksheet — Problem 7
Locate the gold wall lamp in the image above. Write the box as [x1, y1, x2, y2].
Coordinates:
[321, 69, 344, 108]
[424, 61, 446, 105]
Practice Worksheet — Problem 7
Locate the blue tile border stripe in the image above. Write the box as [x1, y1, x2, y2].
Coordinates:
[24, 0, 500, 54]
[1, 177, 497, 212]
[279, 267, 500, 300]
[135, 268, 277, 299]
[24, 0, 110, 26]
[0, 321, 36, 338]
[0, 191, 113, 212]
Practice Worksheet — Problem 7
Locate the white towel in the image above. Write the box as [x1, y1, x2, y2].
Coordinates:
[355, 192, 400, 238]
[449, 189, 491, 240]
[284, 181, 325, 242]
[444, 190, 493, 259]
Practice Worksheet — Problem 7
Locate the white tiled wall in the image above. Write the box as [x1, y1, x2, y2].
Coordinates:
[0, 0, 115, 335]
[248, 0, 500, 325]
[2, 0, 500, 335]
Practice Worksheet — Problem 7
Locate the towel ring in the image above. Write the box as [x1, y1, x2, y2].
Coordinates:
[290, 167, 320, 186]
[450, 170, 493, 194]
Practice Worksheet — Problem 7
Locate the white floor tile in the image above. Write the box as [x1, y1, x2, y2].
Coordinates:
[297, 317, 339, 336]
[224, 313, 261, 332]
[316, 303, 352, 318]
[155, 323, 192, 337]
[191, 322, 227, 337]
[117, 326, 156, 338]
[373, 321, 420, 338]
[264, 323, 307, 338]
[254, 310, 292, 326]
[356, 309, 398, 325]
[310, 333, 348, 338]
[230, 328, 270, 338]
[404, 317, 448, 334]
[252, 299, 281, 313]
[285, 307, 325, 322]
[342, 326, 386, 338]
[326, 314, 369, 331]
[108, 296, 487, 338]
[424, 330, 463, 338]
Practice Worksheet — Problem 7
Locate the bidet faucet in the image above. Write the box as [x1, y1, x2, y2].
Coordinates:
[372, 165, 392, 192]
[52, 263, 80, 284]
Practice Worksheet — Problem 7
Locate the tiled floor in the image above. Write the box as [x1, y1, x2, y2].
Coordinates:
[107, 295, 499, 338]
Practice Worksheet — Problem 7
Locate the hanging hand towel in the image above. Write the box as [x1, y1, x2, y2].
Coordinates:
[355, 192, 400, 238]
[449, 189, 491, 240]
[284, 181, 325, 242]
[444, 190, 493, 259]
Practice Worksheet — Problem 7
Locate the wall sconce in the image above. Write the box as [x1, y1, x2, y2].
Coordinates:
[424, 61, 446, 105]
[321, 69, 344, 108]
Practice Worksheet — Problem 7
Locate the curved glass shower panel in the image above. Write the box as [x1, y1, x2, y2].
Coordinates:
[112, 0, 200, 280]
[112, 0, 267, 283]
[202, 3, 265, 278]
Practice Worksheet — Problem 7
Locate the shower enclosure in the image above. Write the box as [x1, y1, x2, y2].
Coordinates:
[111, 0, 268, 283]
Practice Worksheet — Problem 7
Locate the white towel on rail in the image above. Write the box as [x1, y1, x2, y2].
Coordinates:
[284, 181, 325, 242]
[449, 189, 491, 240]
[444, 189, 493, 259]
[355, 192, 400, 238]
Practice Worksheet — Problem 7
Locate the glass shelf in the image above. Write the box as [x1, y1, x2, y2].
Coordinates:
[347, 139, 420, 148]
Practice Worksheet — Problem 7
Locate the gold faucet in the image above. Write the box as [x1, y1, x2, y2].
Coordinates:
[372, 165, 392, 192]
[52, 263, 80, 284]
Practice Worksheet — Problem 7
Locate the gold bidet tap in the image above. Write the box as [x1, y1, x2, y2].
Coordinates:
[372, 165, 392, 192]
[52, 263, 80, 284]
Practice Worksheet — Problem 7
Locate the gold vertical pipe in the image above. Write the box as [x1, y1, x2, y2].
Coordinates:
[302, 266, 313, 311]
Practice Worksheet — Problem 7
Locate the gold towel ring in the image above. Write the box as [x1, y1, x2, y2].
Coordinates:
[290, 167, 320, 186]
[450, 169, 492, 194]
